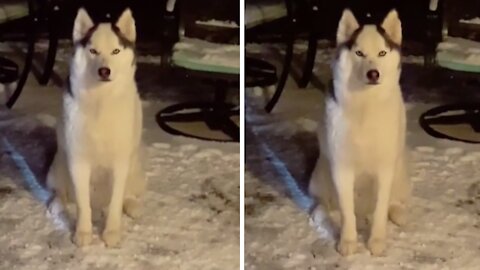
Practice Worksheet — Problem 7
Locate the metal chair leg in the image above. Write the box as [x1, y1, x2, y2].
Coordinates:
[265, 18, 296, 113]
[39, 5, 59, 85]
[6, 16, 37, 108]
[424, 0, 443, 67]
[298, 29, 317, 88]
[265, 0, 296, 113]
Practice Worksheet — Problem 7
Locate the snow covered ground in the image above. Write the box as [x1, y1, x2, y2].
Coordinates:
[0, 42, 239, 270]
[245, 43, 480, 269]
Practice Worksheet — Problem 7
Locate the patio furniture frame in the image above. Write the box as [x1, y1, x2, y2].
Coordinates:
[245, 0, 297, 113]
[299, 0, 444, 87]
[1, 0, 63, 108]
[156, 0, 240, 142]
[419, 0, 480, 143]
[0, 0, 38, 108]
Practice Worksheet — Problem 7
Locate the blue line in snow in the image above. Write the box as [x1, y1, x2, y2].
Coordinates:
[2, 137, 51, 204]
[258, 141, 314, 211]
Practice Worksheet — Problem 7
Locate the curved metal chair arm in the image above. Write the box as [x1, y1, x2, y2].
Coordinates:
[161, 0, 180, 68]
[425, 0, 444, 67]
[5, 0, 39, 108]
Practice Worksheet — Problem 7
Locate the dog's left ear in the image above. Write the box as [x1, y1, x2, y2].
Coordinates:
[337, 9, 360, 45]
[73, 8, 94, 43]
[115, 8, 136, 42]
[381, 9, 402, 45]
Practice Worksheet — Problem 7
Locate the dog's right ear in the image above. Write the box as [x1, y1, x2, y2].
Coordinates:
[115, 8, 136, 42]
[336, 9, 359, 45]
[73, 8, 94, 43]
[381, 9, 402, 45]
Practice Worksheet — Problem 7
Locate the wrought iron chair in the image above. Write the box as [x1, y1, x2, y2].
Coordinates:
[245, 0, 298, 113]
[0, 0, 38, 108]
[37, 0, 62, 86]
[156, 0, 240, 142]
[419, 0, 480, 143]
[299, 0, 444, 87]
[0, 0, 62, 108]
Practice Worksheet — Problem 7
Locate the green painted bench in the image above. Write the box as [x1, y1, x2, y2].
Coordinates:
[419, 36, 480, 143]
[172, 37, 239, 75]
[0, 0, 29, 24]
[245, 0, 287, 29]
[437, 37, 480, 73]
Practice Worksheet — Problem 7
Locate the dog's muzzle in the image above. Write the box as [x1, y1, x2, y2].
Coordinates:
[98, 67, 111, 81]
[366, 69, 380, 84]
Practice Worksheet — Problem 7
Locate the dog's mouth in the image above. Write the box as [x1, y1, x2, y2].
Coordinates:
[367, 81, 379, 85]
[99, 78, 111, 82]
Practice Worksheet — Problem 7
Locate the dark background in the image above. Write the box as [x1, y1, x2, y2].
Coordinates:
[59, 0, 430, 41]
[6, 0, 479, 43]
[40, 0, 240, 42]
[302, 0, 433, 42]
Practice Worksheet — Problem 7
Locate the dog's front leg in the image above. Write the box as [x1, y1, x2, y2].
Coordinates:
[368, 168, 394, 256]
[70, 159, 92, 246]
[102, 158, 129, 247]
[333, 166, 357, 256]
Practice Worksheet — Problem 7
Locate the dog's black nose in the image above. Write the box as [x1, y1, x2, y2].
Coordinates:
[366, 69, 379, 82]
[98, 67, 111, 79]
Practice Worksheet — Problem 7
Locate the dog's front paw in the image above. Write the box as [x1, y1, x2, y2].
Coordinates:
[389, 204, 407, 227]
[367, 238, 386, 256]
[73, 230, 92, 247]
[102, 230, 122, 248]
[123, 198, 142, 219]
[337, 239, 357, 256]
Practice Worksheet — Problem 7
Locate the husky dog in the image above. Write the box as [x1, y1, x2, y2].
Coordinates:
[309, 9, 410, 256]
[47, 8, 146, 247]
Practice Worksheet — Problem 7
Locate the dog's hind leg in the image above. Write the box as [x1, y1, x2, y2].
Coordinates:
[123, 147, 146, 219]
[388, 203, 407, 226]
[70, 157, 93, 247]
[311, 155, 357, 256]
[309, 156, 337, 240]
[47, 151, 72, 206]
[46, 151, 77, 231]
[103, 156, 130, 247]
[368, 165, 394, 256]
[333, 166, 357, 256]
[368, 152, 410, 256]
[388, 152, 411, 227]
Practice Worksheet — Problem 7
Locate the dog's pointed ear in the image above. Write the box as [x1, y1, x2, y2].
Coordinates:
[115, 8, 136, 42]
[73, 8, 94, 43]
[381, 9, 402, 45]
[337, 9, 360, 45]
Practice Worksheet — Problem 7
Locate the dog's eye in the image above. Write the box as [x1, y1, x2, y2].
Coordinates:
[355, 50, 365, 57]
[89, 48, 99, 55]
[378, 50, 387, 57]
[112, 49, 120, 55]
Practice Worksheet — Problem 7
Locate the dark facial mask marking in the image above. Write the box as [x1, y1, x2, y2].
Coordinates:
[111, 25, 135, 50]
[111, 25, 136, 65]
[335, 25, 402, 59]
[375, 25, 401, 52]
[65, 74, 73, 97]
[327, 79, 337, 102]
[73, 24, 136, 67]
[75, 25, 98, 48]
[335, 26, 363, 59]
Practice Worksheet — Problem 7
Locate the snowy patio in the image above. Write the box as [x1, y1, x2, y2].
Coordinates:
[245, 43, 480, 269]
[0, 42, 240, 270]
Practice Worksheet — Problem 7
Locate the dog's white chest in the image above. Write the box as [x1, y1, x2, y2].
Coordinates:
[324, 90, 405, 170]
[86, 110, 121, 154]
[64, 92, 140, 165]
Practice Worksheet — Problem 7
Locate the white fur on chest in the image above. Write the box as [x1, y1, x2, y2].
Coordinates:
[321, 84, 405, 172]
[61, 82, 142, 166]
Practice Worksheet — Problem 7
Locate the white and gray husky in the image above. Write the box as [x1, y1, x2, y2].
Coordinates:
[47, 8, 146, 247]
[309, 9, 411, 256]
